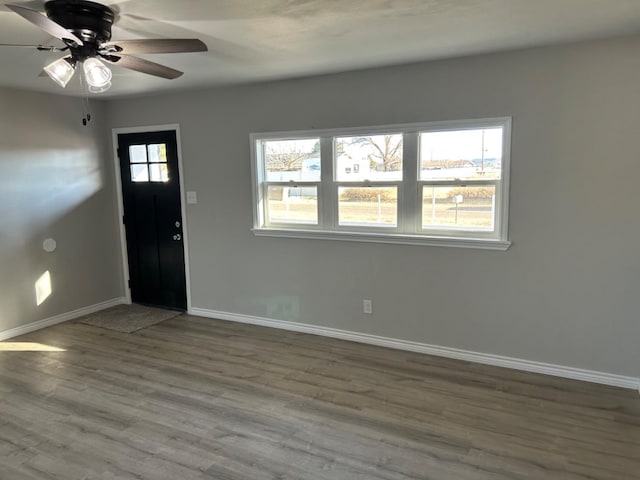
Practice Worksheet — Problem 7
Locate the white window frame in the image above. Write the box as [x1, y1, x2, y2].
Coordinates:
[250, 117, 511, 250]
[333, 131, 405, 232]
[254, 136, 323, 228]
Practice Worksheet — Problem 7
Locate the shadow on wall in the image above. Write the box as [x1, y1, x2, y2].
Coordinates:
[0, 147, 103, 241]
[0, 117, 107, 331]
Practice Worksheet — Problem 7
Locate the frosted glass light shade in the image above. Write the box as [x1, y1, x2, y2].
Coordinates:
[83, 58, 112, 89]
[88, 81, 112, 94]
[44, 57, 76, 88]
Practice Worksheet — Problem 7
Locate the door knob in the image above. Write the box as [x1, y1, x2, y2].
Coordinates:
[173, 234, 182, 241]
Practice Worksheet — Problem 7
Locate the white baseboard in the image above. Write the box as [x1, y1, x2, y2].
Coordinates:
[0, 297, 127, 341]
[190, 307, 640, 392]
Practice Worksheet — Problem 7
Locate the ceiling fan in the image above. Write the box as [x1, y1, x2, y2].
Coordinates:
[1, 0, 208, 92]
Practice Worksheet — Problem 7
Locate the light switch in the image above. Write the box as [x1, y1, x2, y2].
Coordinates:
[186, 191, 198, 204]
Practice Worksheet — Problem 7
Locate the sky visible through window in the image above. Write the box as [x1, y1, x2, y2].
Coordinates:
[264, 129, 503, 168]
[421, 128, 502, 162]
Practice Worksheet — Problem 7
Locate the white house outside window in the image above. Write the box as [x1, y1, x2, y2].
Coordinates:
[251, 118, 511, 250]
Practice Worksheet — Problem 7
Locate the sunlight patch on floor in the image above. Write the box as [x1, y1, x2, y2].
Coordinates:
[0, 342, 65, 352]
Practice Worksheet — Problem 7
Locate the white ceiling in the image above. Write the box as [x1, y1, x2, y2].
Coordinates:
[1, 0, 639, 98]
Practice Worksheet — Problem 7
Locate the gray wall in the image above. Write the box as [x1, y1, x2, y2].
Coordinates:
[0, 87, 122, 333]
[106, 36, 640, 378]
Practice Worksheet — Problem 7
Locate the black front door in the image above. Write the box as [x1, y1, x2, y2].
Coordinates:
[118, 130, 187, 310]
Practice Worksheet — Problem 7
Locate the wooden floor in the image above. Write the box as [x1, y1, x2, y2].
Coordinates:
[1, 315, 639, 480]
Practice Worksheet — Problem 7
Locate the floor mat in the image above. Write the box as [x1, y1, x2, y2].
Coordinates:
[77, 303, 182, 333]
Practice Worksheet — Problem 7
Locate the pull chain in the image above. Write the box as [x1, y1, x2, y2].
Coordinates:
[79, 69, 91, 126]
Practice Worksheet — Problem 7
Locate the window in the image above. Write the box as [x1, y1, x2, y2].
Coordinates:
[251, 118, 511, 250]
[258, 138, 320, 225]
[129, 143, 169, 183]
[419, 128, 503, 233]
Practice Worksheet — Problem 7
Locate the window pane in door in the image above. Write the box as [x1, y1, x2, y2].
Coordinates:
[147, 144, 167, 163]
[267, 186, 318, 224]
[338, 186, 397, 227]
[149, 163, 169, 182]
[130, 164, 149, 182]
[422, 185, 495, 230]
[129, 145, 147, 163]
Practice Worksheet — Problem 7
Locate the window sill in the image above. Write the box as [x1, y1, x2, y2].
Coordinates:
[252, 228, 511, 251]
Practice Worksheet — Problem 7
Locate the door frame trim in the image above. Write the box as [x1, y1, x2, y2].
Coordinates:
[111, 124, 192, 311]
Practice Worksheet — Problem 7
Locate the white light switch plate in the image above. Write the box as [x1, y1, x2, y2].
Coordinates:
[186, 191, 198, 204]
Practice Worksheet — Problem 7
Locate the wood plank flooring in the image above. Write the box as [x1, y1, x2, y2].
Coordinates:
[0, 314, 639, 479]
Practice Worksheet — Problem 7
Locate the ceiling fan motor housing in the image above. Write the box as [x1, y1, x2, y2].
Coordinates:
[45, 0, 114, 60]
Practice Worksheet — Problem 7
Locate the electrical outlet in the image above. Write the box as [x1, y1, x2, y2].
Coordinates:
[363, 299, 372, 314]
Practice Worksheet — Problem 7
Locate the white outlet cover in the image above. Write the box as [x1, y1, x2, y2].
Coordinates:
[186, 191, 198, 204]
[363, 299, 372, 314]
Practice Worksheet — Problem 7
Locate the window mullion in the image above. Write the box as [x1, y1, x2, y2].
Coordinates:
[402, 132, 419, 234]
[264, 181, 321, 187]
[420, 179, 499, 187]
[320, 136, 334, 229]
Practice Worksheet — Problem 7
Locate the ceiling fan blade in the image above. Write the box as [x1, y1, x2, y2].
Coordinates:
[0, 43, 67, 51]
[6, 4, 83, 46]
[103, 55, 183, 79]
[101, 38, 207, 55]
